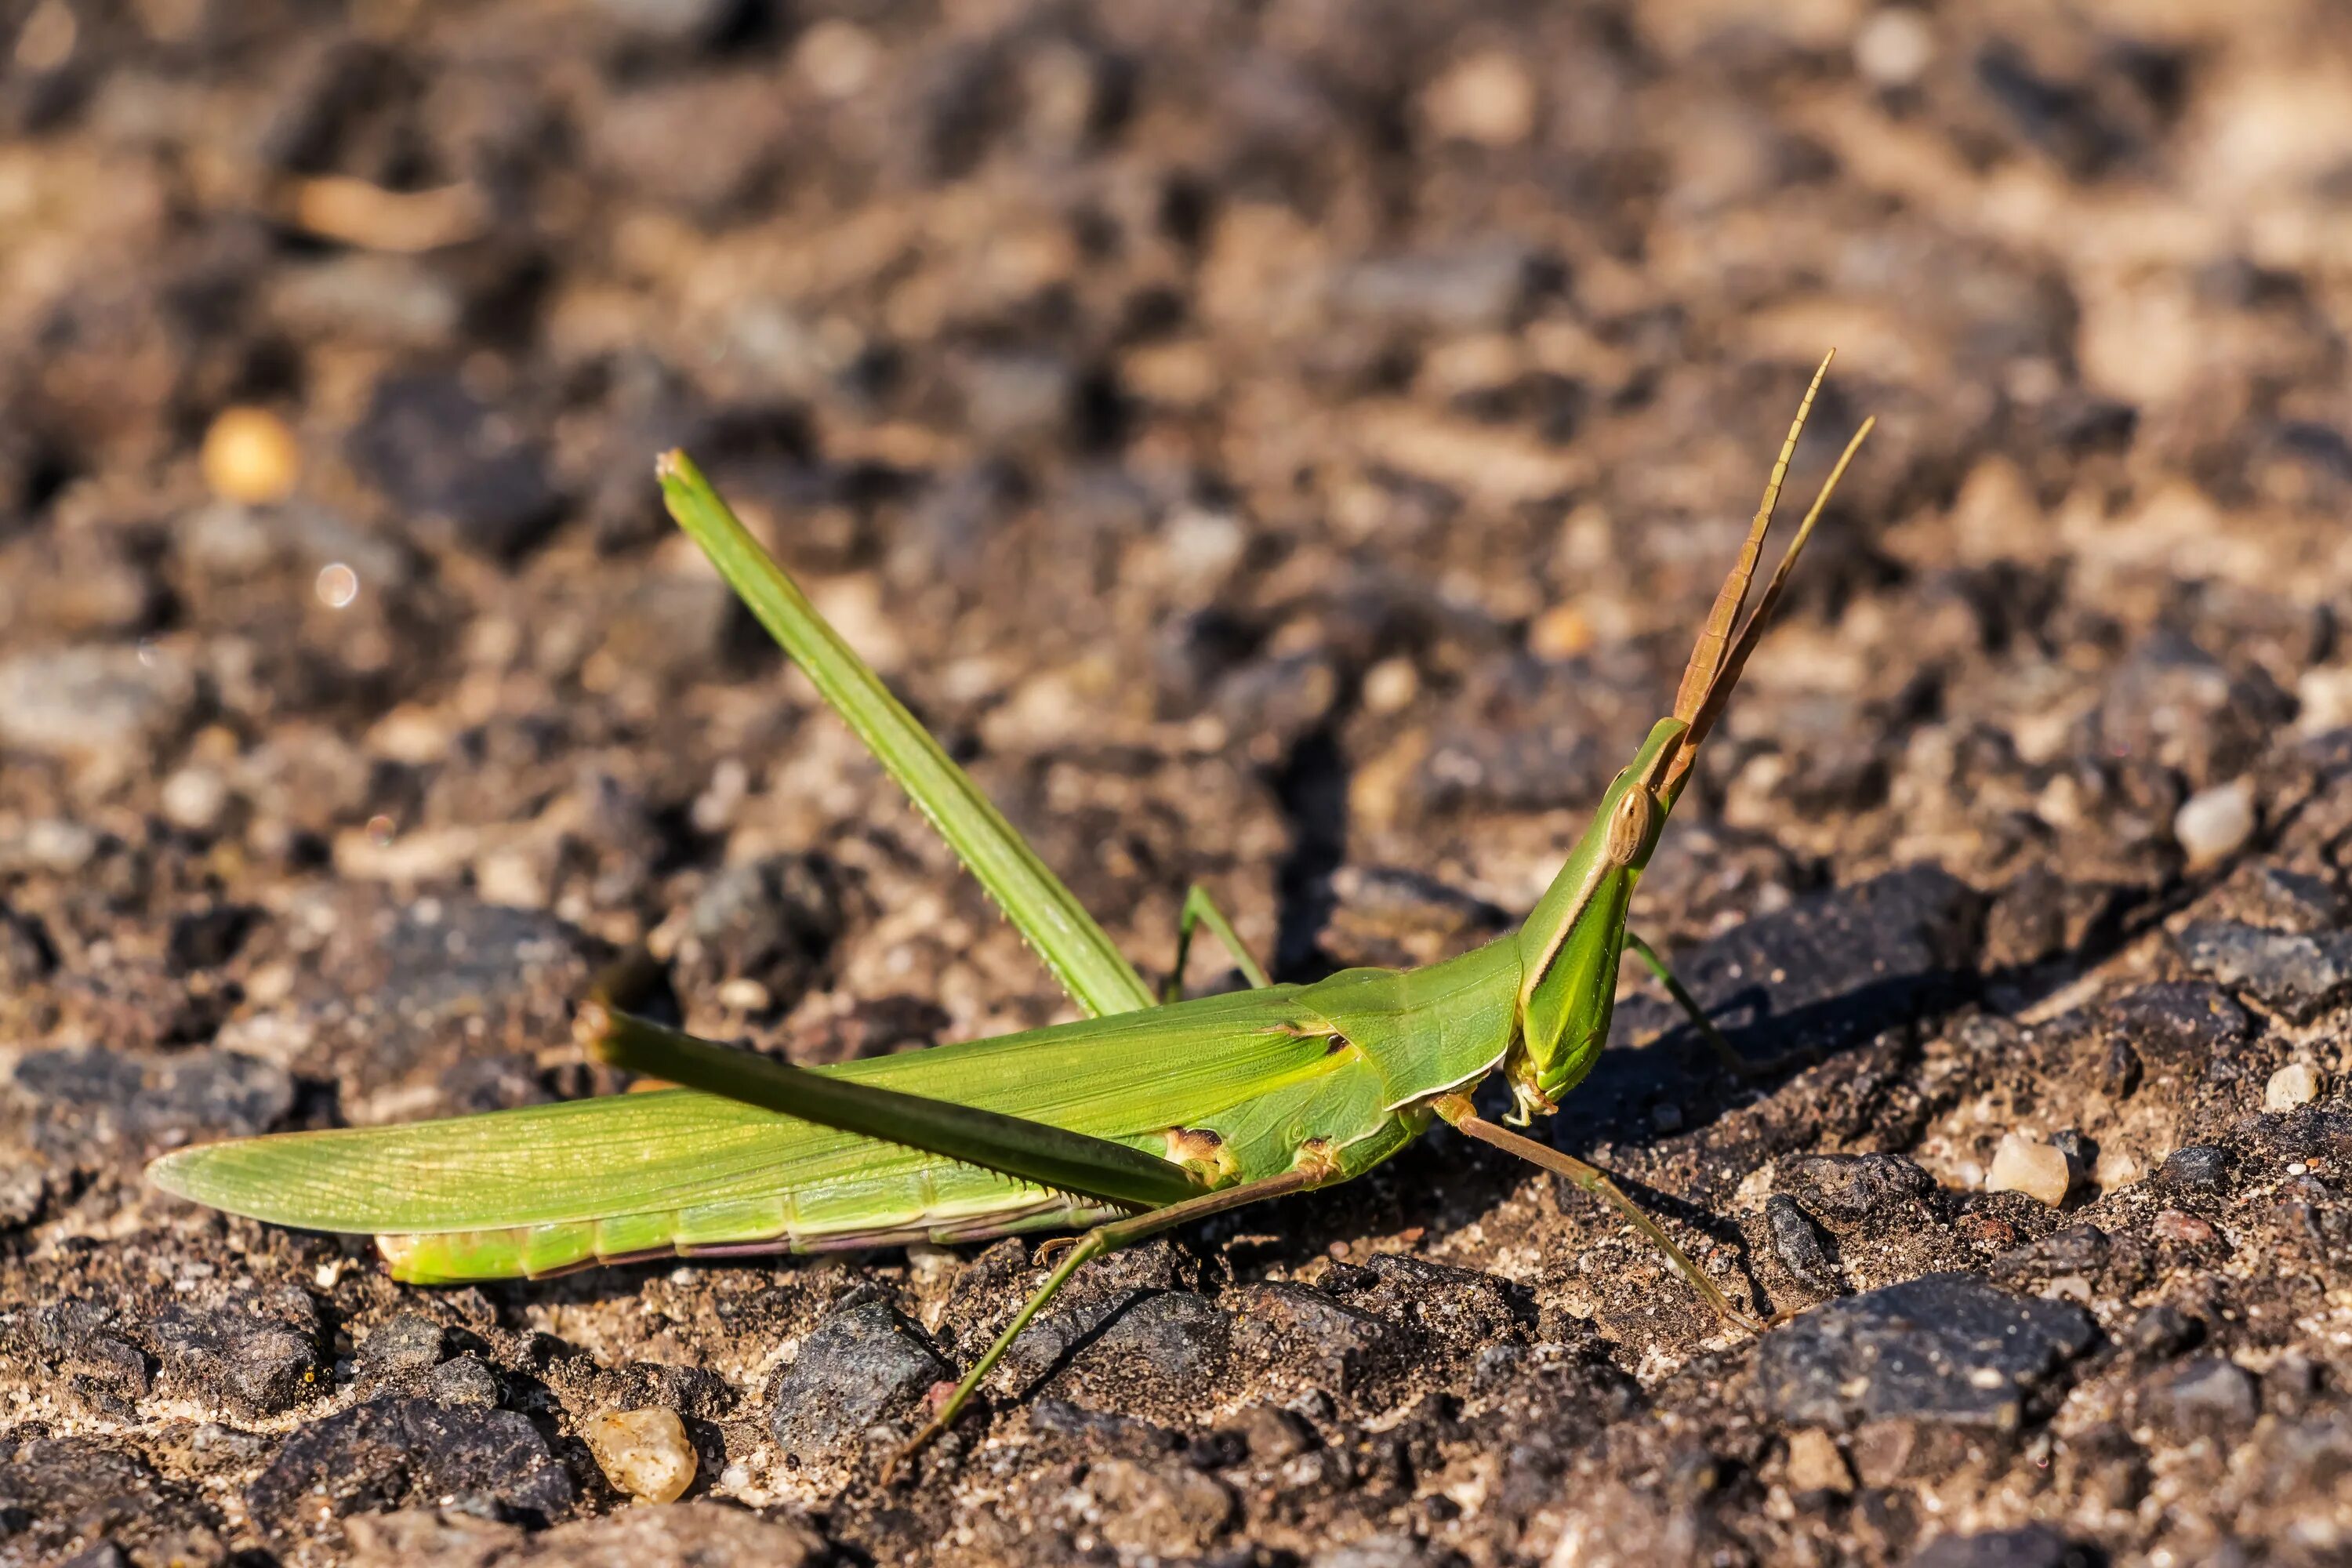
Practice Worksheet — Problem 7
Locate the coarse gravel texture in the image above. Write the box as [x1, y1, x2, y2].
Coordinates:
[4, 1, 2352, 1564]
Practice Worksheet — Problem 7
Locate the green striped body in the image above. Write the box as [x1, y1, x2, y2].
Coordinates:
[151, 939, 1523, 1283]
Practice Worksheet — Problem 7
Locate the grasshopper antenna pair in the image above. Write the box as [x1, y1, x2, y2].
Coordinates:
[150, 354, 1871, 1474]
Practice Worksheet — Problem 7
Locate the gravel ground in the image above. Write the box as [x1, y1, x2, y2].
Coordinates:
[4, 1, 2352, 1564]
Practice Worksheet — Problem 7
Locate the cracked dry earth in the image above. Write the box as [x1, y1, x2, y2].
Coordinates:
[5, 0, 2352, 1564]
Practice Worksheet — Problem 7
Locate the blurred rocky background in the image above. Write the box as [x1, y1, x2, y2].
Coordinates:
[2, 0, 2350, 1563]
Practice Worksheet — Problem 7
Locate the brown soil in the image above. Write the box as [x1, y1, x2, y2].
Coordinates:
[4, 2, 2351, 1565]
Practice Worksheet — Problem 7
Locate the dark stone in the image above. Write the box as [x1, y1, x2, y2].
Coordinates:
[2154, 1144, 2230, 1197]
[1185, 1427, 1249, 1471]
[1083, 1290, 1230, 1385]
[29, 1299, 153, 1408]
[2263, 1353, 2321, 1418]
[1214, 651, 1341, 755]
[432, 1052, 552, 1116]
[246, 1398, 574, 1524]
[1075, 1455, 1236, 1555]
[2060, 1425, 2149, 1511]
[575, 1359, 737, 1424]
[427, 1354, 503, 1407]
[673, 855, 846, 1021]
[2098, 982, 2249, 1071]
[2041, 1225, 2111, 1272]
[1751, 1273, 2097, 1433]
[1026, 1399, 1181, 1455]
[357, 1313, 446, 1385]
[2233, 865, 2347, 933]
[1774, 1152, 1936, 1221]
[1338, 1253, 1533, 1356]
[2143, 1356, 2259, 1441]
[349, 373, 564, 561]
[2091, 631, 2294, 791]
[150, 1290, 323, 1416]
[1325, 866, 1512, 970]
[2254, 1106, 2352, 1163]
[2098, 1036, 2142, 1100]
[263, 891, 606, 1102]
[1332, 241, 1553, 332]
[1622, 866, 1984, 1066]
[165, 905, 257, 975]
[0, 1436, 221, 1564]
[1415, 654, 1653, 815]
[2179, 922, 2352, 1022]
[1000, 1253, 1222, 1390]
[343, 1498, 822, 1566]
[1904, 1523, 2094, 1568]
[1766, 1195, 1842, 1293]
[13, 1046, 293, 1142]
[1228, 1281, 1414, 1396]
[766, 1301, 949, 1461]
[2117, 1307, 2201, 1363]
[0, 902, 56, 985]
[1231, 1402, 1316, 1461]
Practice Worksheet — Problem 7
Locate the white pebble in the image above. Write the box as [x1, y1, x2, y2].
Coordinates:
[1854, 9, 1935, 89]
[2172, 778, 2255, 870]
[2264, 1062, 2321, 1112]
[585, 1407, 697, 1504]
[1987, 1133, 2072, 1207]
[2296, 666, 2352, 735]
[1421, 51, 1538, 147]
[161, 766, 230, 833]
[1361, 657, 1420, 715]
[19, 818, 98, 872]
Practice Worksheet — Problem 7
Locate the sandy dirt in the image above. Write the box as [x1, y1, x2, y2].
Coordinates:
[3, 1, 2352, 1563]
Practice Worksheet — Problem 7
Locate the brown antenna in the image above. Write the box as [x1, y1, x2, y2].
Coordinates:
[1661, 364, 1874, 805]
[1670, 350, 1834, 731]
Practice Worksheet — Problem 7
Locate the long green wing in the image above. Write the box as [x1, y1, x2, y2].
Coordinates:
[147, 985, 1323, 1235]
[585, 1005, 1203, 1208]
[659, 450, 1155, 1019]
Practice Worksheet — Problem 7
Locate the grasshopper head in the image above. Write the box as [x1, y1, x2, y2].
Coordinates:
[1504, 352, 1872, 1123]
[1506, 719, 1681, 1120]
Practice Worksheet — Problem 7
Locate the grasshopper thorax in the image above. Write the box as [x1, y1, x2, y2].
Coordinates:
[1503, 718, 1683, 1122]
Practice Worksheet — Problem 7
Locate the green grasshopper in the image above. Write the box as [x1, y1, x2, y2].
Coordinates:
[150, 354, 1870, 1463]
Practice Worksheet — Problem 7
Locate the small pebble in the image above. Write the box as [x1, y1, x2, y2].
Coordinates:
[1421, 50, 1537, 147]
[201, 407, 301, 505]
[1361, 656, 1420, 714]
[1784, 1428, 1853, 1494]
[356, 1312, 445, 1381]
[586, 1407, 698, 1504]
[1765, 1194, 1839, 1294]
[426, 1353, 502, 1407]
[1987, 1133, 2072, 1207]
[160, 766, 229, 833]
[2263, 1062, 2321, 1112]
[2154, 1144, 2228, 1196]
[19, 818, 99, 872]
[1527, 604, 1595, 660]
[2172, 778, 2256, 870]
[1854, 8, 1935, 89]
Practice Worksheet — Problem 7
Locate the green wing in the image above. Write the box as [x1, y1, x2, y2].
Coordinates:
[148, 985, 1325, 1237]
[586, 1006, 1205, 1209]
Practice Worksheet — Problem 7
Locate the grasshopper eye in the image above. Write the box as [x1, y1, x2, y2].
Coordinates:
[1602, 786, 1657, 867]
